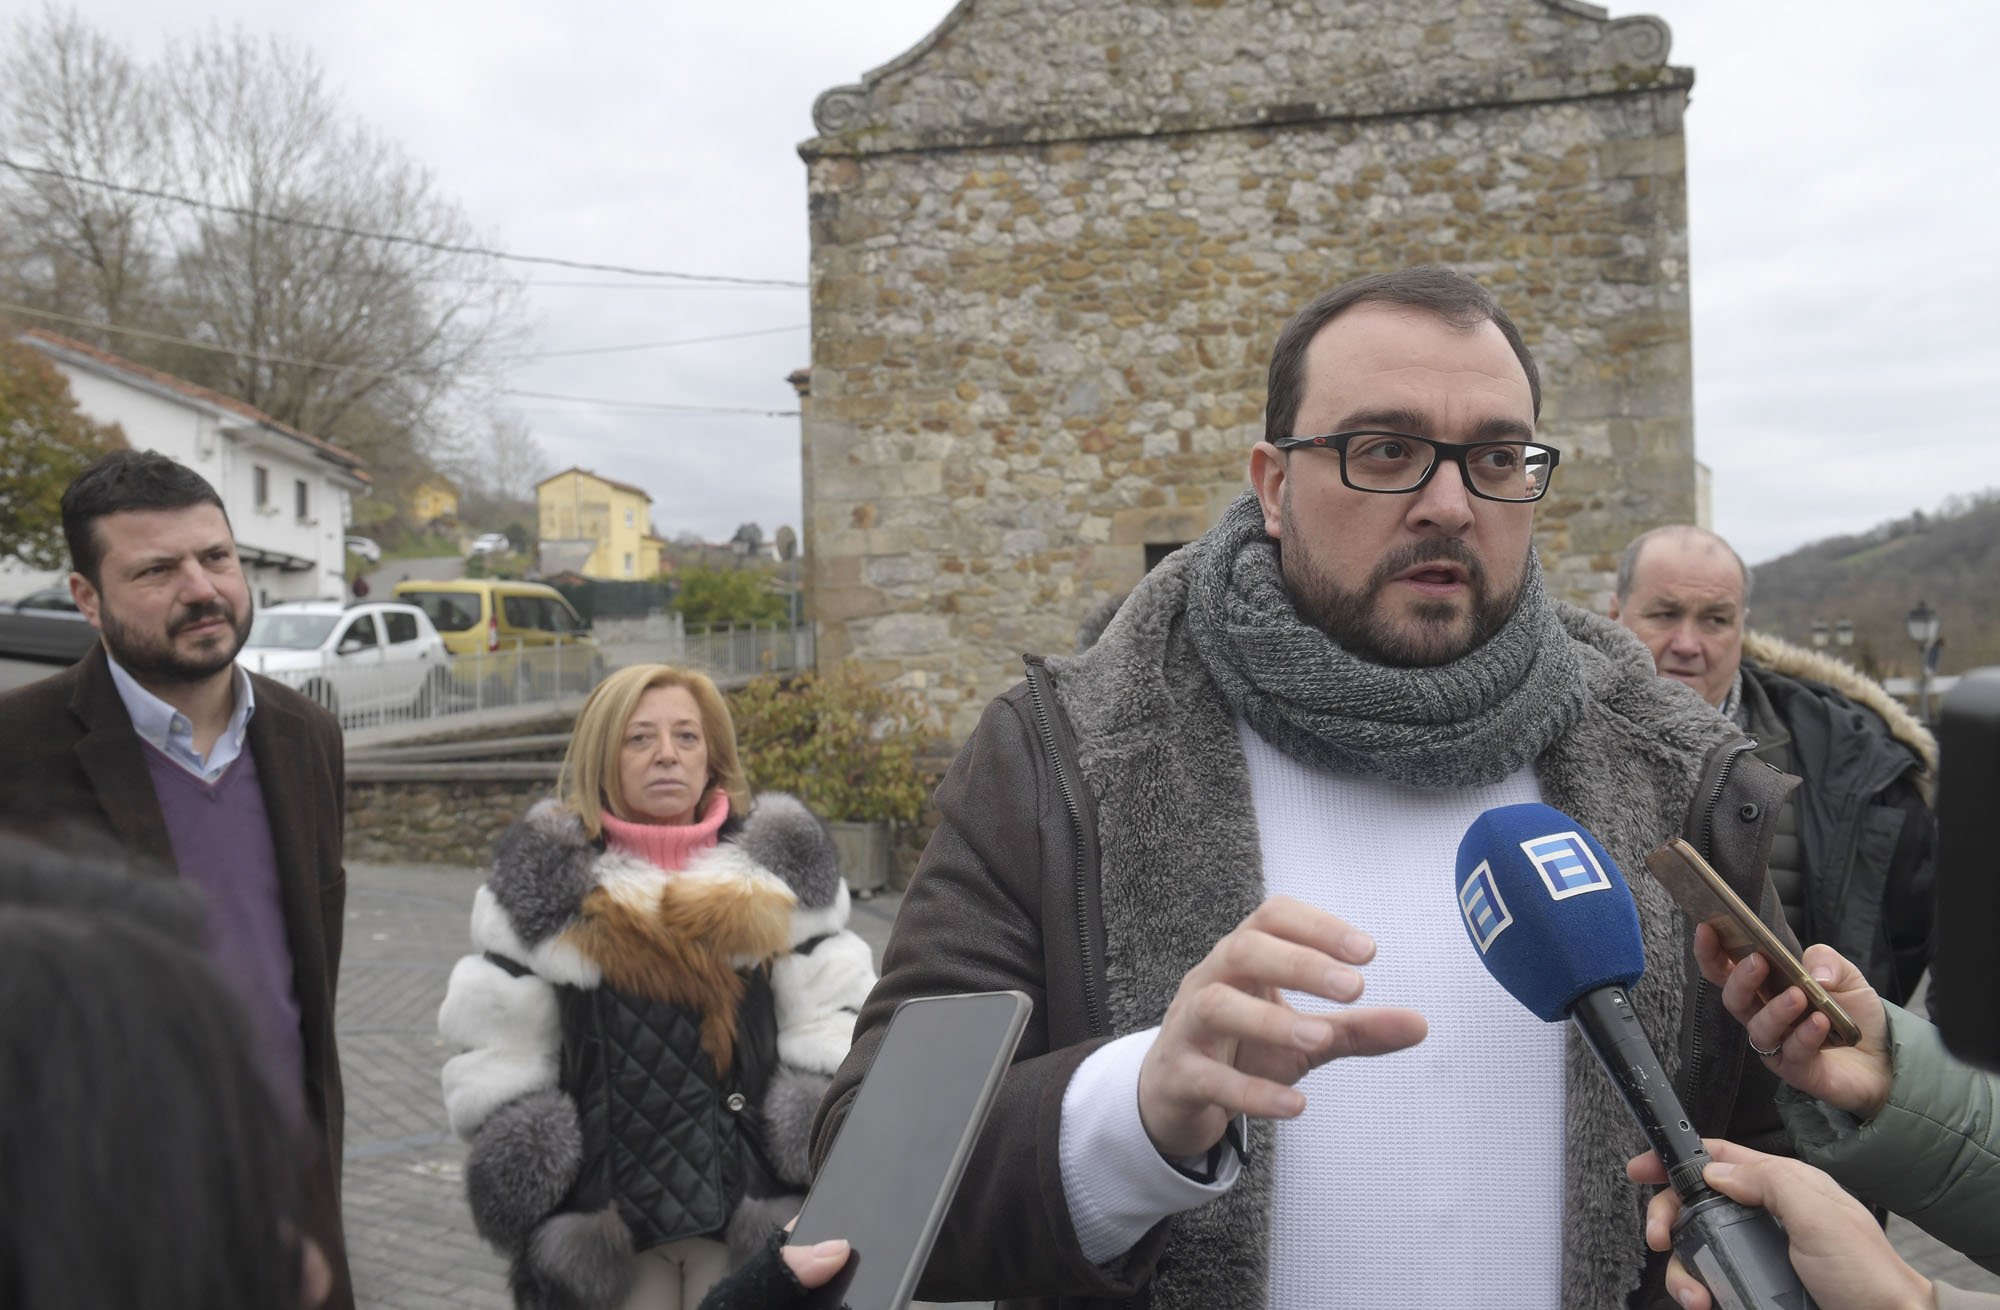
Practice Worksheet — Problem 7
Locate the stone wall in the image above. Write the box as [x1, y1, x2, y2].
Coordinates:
[346, 775, 555, 869]
[801, 0, 1697, 739]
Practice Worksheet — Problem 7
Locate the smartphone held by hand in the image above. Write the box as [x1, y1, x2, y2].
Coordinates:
[789, 990, 1032, 1310]
[1643, 838, 1861, 1047]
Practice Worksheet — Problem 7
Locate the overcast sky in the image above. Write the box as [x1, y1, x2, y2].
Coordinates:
[16, 0, 1997, 566]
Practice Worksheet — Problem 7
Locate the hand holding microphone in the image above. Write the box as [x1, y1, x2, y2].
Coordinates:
[1456, 804, 1816, 1310]
[1627, 1139, 1936, 1310]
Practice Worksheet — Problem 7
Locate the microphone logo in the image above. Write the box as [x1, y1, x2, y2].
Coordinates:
[1522, 832, 1614, 900]
[1458, 861, 1514, 952]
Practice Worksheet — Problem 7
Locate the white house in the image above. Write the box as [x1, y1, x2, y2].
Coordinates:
[11, 330, 370, 604]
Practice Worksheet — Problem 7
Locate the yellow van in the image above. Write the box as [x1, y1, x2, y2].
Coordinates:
[392, 579, 604, 702]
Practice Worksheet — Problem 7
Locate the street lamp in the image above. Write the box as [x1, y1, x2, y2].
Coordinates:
[1809, 619, 1830, 650]
[1834, 618, 1855, 649]
[1905, 600, 1942, 722]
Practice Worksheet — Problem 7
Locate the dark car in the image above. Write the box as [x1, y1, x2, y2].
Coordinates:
[0, 587, 98, 664]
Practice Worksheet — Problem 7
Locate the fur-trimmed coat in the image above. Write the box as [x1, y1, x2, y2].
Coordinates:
[1740, 631, 1937, 1001]
[438, 793, 874, 1310]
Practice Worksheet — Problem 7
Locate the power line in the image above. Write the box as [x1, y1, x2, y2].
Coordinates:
[528, 323, 807, 360]
[499, 387, 798, 418]
[516, 279, 799, 292]
[1, 299, 421, 383]
[0, 156, 809, 288]
[508, 407, 797, 421]
[2, 301, 801, 416]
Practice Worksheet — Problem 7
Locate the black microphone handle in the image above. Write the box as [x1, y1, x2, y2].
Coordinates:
[1568, 987, 1713, 1199]
[1569, 987, 1818, 1310]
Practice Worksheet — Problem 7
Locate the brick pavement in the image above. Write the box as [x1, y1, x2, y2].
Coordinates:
[340, 863, 507, 1308]
[338, 862, 1998, 1307]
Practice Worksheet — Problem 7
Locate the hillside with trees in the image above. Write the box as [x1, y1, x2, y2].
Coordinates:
[1747, 491, 2000, 680]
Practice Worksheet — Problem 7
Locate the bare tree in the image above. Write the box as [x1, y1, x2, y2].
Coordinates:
[448, 415, 552, 529]
[0, 7, 172, 328]
[0, 11, 525, 497]
[153, 29, 523, 466]
[441, 415, 551, 501]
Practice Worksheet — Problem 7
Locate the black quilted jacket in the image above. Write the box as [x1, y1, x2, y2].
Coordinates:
[558, 962, 781, 1248]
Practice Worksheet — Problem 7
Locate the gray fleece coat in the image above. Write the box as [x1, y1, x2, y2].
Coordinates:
[815, 556, 1797, 1310]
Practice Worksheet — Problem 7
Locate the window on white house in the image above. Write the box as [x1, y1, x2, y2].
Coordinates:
[254, 465, 270, 508]
[295, 480, 310, 522]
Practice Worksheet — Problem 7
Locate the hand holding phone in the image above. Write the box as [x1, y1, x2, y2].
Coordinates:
[1643, 839, 1861, 1048]
[1697, 930, 1893, 1120]
[789, 990, 1032, 1310]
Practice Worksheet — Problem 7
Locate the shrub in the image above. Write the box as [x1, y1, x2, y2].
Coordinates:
[729, 664, 937, 824]
[673, 565, 787, 628]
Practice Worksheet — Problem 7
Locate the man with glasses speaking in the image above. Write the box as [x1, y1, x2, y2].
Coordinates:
[815, 267, 1792, 1310]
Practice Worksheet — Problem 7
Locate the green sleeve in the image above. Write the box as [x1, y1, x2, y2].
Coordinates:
[1779, 1003, 2000, 1276]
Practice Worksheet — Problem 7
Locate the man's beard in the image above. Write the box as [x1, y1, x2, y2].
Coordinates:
[99, 593, 253, 685]
[1279, 492, 1524, 669]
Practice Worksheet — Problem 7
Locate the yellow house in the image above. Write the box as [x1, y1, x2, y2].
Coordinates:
[406, 473, 459, 526]
[537, 467, 661, 579]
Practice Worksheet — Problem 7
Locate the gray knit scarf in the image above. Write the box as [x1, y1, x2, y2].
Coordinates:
[1051, 494, 1741, 1310]
[1184, 492, 1588, 788]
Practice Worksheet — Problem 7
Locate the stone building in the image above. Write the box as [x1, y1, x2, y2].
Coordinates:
[800, 0, 1697, 739]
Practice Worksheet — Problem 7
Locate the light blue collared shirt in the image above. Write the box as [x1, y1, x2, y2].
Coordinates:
[105, 652, 257, 782]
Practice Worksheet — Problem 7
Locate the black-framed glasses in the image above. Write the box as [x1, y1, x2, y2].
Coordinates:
[1272, 430, 1561, 503]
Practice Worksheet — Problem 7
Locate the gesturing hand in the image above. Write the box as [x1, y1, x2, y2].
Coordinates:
[1136, 895, 1427, 1160]
[1692, 925, 1892, 1120]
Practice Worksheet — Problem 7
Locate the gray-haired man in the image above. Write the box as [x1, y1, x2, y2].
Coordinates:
[1611, 523, 1935, 1003]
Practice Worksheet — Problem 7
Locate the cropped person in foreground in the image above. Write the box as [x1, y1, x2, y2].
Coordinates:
[0, 835, 336, 1309]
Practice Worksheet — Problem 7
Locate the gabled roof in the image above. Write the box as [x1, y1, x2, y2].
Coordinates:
[20, 329, 371, 483]
[536, 465, 653, 501]
[803, 0, 1684, 160]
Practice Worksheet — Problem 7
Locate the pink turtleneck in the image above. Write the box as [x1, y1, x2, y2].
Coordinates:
[599, 791, 730, 873]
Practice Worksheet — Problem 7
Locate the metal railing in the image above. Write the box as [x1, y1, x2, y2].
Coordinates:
[295, 622, 817, 737]
[251, 636, 607, 730]
[679, 622, 815, 682]
[591, 616, 814, 686]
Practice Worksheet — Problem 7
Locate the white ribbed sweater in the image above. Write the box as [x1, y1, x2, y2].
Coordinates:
[1241, 724, 1568, 1309]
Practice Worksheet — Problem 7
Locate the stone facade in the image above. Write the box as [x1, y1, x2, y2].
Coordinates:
[801, 0, 1698, 739]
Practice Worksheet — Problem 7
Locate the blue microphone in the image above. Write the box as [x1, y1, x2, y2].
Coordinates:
[1455, 805, 1645, 1020]
[1457, 803, 1817, 1310]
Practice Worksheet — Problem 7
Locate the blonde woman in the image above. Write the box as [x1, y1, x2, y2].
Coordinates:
[438, 665, 875, 1310]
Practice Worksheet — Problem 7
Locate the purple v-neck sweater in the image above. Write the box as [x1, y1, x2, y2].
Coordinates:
[142, 740, 306, 1115]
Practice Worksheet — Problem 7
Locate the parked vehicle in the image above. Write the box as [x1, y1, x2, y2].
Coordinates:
[239, 600, 452, 723]
[0, 587, 97, 664]
[393, 578, 603, 702]
[344, 535, 382, 564]
[468, 532, 512, 557]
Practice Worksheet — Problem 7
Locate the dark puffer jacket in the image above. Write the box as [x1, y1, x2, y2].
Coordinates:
[439, 794, 873, 1310]
[1738, 632, 1937, 1003]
